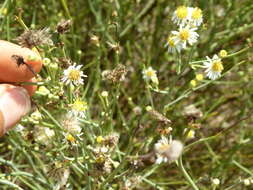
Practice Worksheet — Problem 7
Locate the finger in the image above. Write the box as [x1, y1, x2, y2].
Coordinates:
[0, 40, 43, 83]
[0, 84, 31, 137]
[21, 78, 38, 96]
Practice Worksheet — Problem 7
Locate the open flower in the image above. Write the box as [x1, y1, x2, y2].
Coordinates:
[142, 67, 159, 84]
[62, 63, 87, 86]
[189, 7, 203, 26]
[165, 35, 183, 53]
[203, 54, 224, 80]
[154, 136, 183, 164]
[172, 25, 199, 49]
[70, 99, 88, 118]
[172, 6, 190, 26]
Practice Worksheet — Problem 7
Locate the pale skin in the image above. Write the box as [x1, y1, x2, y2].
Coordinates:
[0, 40, 42, 137]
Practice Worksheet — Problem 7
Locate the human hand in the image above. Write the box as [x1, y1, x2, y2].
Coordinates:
[0, 40, 42, 137]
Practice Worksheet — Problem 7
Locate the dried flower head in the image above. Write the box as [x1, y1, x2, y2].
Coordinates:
[102, 64, 127, 83]
[103, 133, 120, 148]
[90, 35, 100, 47]
[16, 28, 53, 48]
[183, 104, 203, 119]
[34, 126, 55, 145]
[147, 108, 171, 125]
[107, 41, 121, 54]
[56, 19, 72, 34]
[61, 113, 82, 135]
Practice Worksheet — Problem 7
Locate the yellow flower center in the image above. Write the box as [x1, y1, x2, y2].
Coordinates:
[96, 136, 104, 144]
[179, 29, 190, 41]
[212, 60, 224, 72]
[167, 36, 175, 47]
[176, 6, 188, 19]
[146, 70, 155, 78]
[72, 100, 88, 112]
[68, 70, 81, 81]
[192, 8, 202, 19]
[66, 134, 75, 142]
[159, 143, 170, 152]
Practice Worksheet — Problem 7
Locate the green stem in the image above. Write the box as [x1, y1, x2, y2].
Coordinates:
[178, 157, 199, 190]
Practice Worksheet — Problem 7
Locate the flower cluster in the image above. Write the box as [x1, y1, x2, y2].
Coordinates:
[165, 6, 203, 53]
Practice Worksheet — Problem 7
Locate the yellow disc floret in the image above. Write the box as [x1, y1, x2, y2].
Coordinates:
[192, 7, 202, 20]
[72, 99, 88, 112]
[176, 6, 188, 19]
[212, 60, 224, 72]
[179, 29, 190, 41]
[146, 70, 155, 78]
[66, 134, 75, 142]
[167, 36, 175, 47]
[68, 69, 81, 81]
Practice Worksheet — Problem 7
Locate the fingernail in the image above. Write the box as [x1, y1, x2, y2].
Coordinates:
[0, 86, 31, 135]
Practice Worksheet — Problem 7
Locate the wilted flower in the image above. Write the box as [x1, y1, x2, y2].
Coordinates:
[62, 63, 87, 85]
[154, 136, 183, 164]
[102, 64, 127, 83]
[90, 35, 100, 47]
[147, 108, 171, 125]
[62, 113, 82, 135]
[16, 28, 53, 48]
[124, 176, 142, 190]
[56, 19, 72, 34]
[183, 104, 203, 119]
[203, 54, 224, 80]
[34, 126, 55, 145]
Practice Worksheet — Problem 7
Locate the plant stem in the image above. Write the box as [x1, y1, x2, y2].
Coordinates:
[178, 156, 199, 190]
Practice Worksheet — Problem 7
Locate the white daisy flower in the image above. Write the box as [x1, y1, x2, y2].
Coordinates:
[203, 54, 224, 80]
[189, 7, 203, 27]
[165, 35, 183, 53]
[172, 25, 199, 49]
[154, 136, 184, 164]
[70, 99, 88, 118]
[142, 67, 159, 84]
[172, 6, 190, 26]
[62, 63, 87, 86]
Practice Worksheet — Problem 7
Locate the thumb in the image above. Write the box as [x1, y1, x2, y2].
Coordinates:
[0, 84, 31, 137]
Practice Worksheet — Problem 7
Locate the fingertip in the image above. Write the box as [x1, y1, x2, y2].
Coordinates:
[0, 84, 31, 136]
[21, 78, 38, 96]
